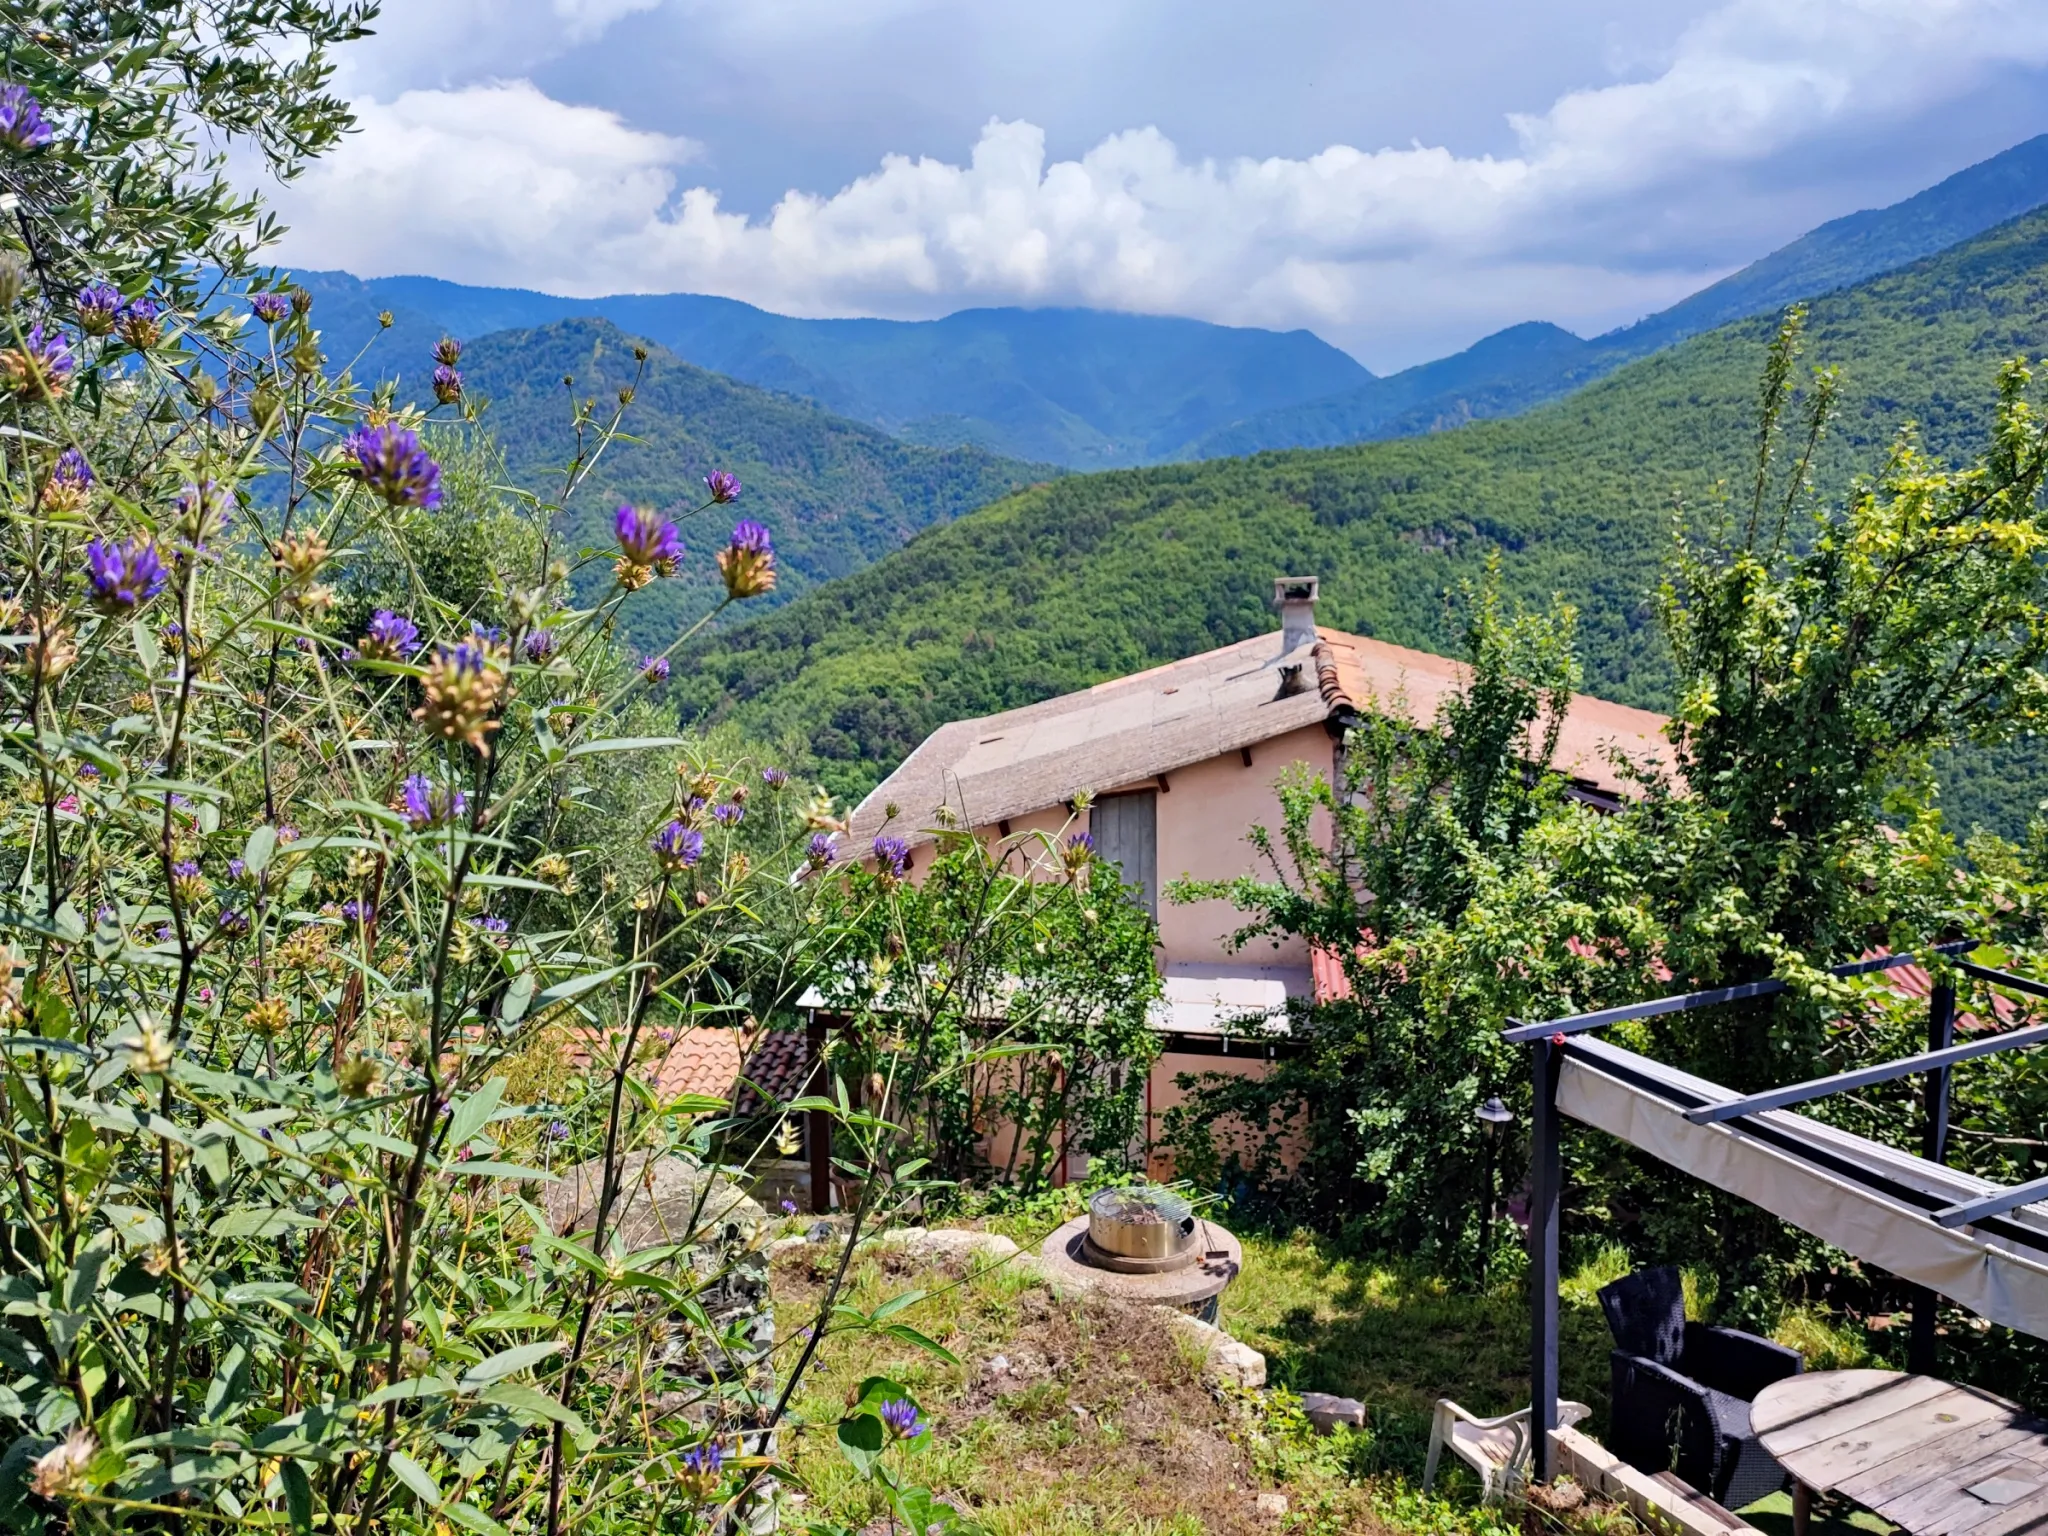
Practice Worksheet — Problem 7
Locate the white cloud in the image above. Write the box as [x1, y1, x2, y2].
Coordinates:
[265, 0, 2048, 368]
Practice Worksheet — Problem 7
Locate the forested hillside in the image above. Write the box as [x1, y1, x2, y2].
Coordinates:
[458, 318, 1052, 646]
[673, 205, 2048, 833]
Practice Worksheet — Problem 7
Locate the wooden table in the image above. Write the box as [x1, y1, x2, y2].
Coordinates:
[1753, 1369, 2048, 1536]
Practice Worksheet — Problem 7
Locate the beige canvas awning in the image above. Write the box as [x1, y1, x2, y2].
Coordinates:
[1560, 1035, 2048, 1340]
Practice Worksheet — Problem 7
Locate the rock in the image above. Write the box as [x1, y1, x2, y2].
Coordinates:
[1255, 1492, 1289, 1519]
[546, 1150, 768, 1252]
[986, 1353, 1010, 1375]
[1164, 1312, 1267, 1389]
[768, 1235, 813, 1259]
[1300, 1391, 1366, 1433]
[805, 1219, 841, 1244]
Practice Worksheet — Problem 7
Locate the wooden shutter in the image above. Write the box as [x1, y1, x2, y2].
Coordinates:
[1092, 790, 1157, 918]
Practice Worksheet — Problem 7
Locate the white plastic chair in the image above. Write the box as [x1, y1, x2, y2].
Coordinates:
[1423, 1398, 1592, 1502]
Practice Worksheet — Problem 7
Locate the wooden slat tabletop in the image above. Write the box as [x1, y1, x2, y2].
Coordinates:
[1753, 1370, 2048, 1536]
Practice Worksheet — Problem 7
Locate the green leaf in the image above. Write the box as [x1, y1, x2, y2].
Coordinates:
[478, 1382, 586, 1436]
[459, 1341, 563, 1388]
[835, 1411, 886, 1480]
[445, 1079, 506, 1152]
[282, 1460, 312, 1533]
[562, 736, 687, 759]
[882, 1325, 960, 1365]
[469, 1310, 559, 1333]
[208, 1207, 324, 1239]
[442, 1500, 511, 1536]
[241, 824, 277, 879]
[500, 969, 536, 1024]
[463, 873, 558, 893]
[869, 1289, 927, 1323]
[386, 1452, 441, 1507]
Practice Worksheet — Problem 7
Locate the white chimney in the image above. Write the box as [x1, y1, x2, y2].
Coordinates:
[1274, 576, 1319, 655]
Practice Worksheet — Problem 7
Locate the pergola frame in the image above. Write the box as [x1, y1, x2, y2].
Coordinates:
[1506, 940, 2048, 1482]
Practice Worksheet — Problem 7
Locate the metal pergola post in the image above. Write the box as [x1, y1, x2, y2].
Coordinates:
[1911, 977, 1957, 1373]
[1529, 1035, 1563, 1482]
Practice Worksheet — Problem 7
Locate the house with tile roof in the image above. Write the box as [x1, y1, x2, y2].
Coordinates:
[840, 577, 1675, 1178]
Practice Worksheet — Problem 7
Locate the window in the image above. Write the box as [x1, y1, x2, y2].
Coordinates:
[1092, 790, 1157, 919]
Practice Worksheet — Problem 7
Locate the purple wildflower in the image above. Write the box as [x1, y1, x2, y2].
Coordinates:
[713, 802, 743, 826]
[75, 284, 120, 336]
[470, 914, 508, 934]
[651, 820, 704, 871]
[400, 772, 466, 830]
[340, 899, 374, 923]
[523, 628, 557, 663]
[613, 504, 683, 568]
[1068, 832, 1095, 854]
[84, 537, 168, 614]
[342, 422, 442, 510]
[42, 449, 93, 513]
[762, 766, 789, 789]
[227, 858, 247, 882]
[469, 621, 504, 647]
[639, 654, 670, 683]
[94, 904, 115, 925]
[176, 479, 225, 533]
[216, 908, 250, 937]
[873, 836, 911, 879]
[780, 1198, 798, 1215]
[52, 449, 91, 490]
[1, 325, 74, 400]
[250, 292, 291, 325]
[717, 519, 776, 600]
[0, 85, 52, 152]
[115, 298, 162, 350]
[358, 608, 419, 662]
[171, 860, 199, 880]
[432, 364, 462, 405]
[878, 1398, 927, 1440]
[682, 1442, 723, 1476]
[547, 1120, 569, 1141]
[704, 470, 741, 504]
[805, 833, 837, 870]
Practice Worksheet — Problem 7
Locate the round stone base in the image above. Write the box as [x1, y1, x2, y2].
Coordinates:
[1037, 1214, 1242, 1310]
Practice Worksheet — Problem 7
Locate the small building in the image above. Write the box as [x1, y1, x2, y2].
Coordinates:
[845, 577, 1674, 1175]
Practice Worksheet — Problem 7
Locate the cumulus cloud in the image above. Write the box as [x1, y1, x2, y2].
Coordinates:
[265, 0, 2048, 368]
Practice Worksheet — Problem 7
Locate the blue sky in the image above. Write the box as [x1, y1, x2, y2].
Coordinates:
[262, 0, 2048, 371]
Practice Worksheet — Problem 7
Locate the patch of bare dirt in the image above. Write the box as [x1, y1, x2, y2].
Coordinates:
[776, 1247, 1387, 1536]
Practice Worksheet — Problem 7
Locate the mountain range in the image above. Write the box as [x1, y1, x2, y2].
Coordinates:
[288, 133, 2048, 471]
[666, 200, 2048, 837]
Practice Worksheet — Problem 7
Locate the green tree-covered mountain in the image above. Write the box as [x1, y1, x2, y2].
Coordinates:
[291, 272, 1370, 469]
[1190, 133, 2048, 458]
[455, 318, 1052, 648]
[672, 204, 2048, 835]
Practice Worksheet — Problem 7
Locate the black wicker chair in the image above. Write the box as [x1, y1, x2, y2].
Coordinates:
[1597, 1266, 1803, 1510]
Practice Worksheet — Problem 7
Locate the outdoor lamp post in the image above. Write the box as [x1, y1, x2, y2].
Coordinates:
[1476, 1095, 1515, 1288]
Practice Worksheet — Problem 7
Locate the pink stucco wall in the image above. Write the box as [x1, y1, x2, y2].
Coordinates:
[1089, 720, 1335, 971]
